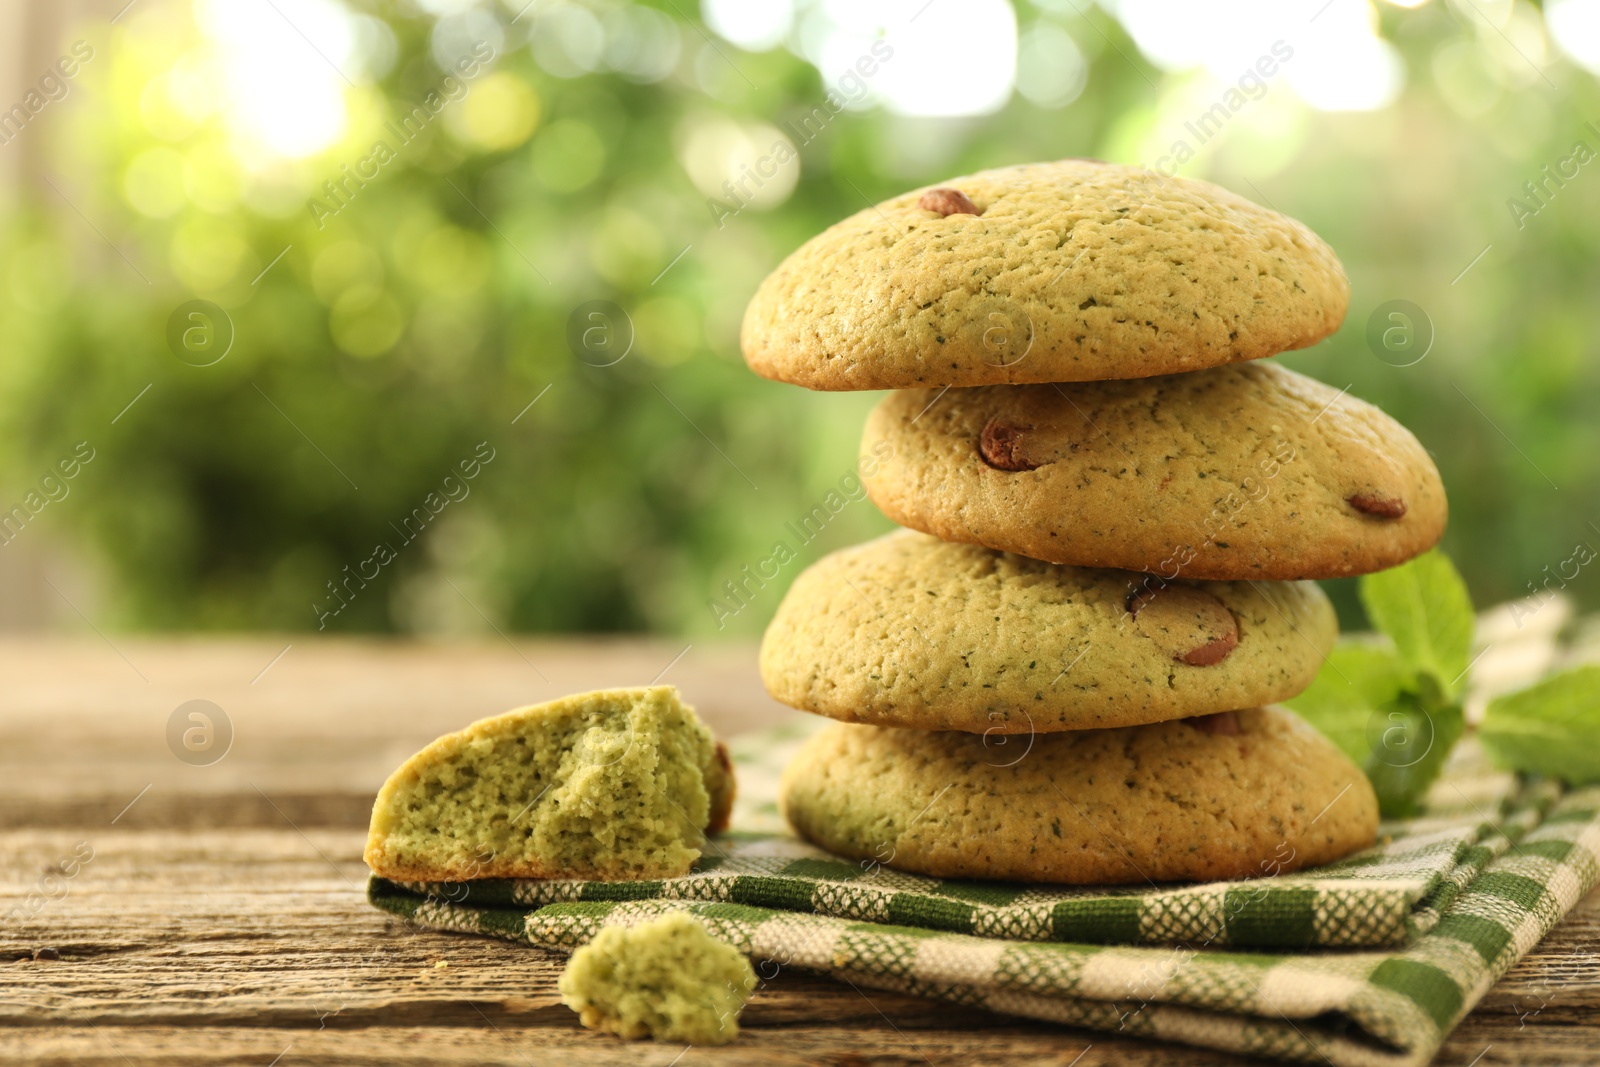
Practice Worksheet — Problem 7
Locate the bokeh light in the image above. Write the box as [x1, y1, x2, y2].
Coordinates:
[194, 0, 355, 161]
[1, 0, 1597, 639]
[703, 0, 795, 52]
[1546, 0, 1600, 74]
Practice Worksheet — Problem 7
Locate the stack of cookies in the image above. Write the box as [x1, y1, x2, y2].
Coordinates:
[739, 160, 1447, 884]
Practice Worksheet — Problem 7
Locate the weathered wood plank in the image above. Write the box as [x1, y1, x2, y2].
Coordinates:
[3, 1006, 1599, 1065]
[0, 637, 805, 806]
[9, 1023, 1600, 1067]
[2, 827, 1596, 1065]
[0, 793, 374, 831]
[0, 1026, 1196, 1067]
[3, 639, 1597, 1065]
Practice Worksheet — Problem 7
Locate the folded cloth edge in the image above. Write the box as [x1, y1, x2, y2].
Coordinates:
[370, 781, 1600, 1067]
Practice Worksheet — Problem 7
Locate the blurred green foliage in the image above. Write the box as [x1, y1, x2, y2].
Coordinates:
[1, 0, 1598, 636]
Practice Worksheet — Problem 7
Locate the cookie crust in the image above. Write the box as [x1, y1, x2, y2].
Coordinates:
[862, 362, 1447, 579]
[365, 687, 734, 882]
[780, 709, 1379, 884]
[759, 531, 1336, 733]
[742, 160, 1348, 390]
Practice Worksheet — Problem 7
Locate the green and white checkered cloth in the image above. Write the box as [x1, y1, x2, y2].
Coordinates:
[367, 731, 1600, 1066]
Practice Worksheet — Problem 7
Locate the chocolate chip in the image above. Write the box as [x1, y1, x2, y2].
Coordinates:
[1180, 633, 1240, 667]
[1128, 585, 1240, 667]
[979, 418, 1040, 471]
[917, 188, 982, 217]
[1185, 711, 1242, 736]
[32, 947, 60, 961]
[1348, 492, 1407, 519]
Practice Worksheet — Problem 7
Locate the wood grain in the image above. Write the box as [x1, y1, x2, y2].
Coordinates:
[2, 638, 1596, 1065]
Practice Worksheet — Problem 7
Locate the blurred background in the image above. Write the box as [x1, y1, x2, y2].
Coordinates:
[0, 0, 1595, 638]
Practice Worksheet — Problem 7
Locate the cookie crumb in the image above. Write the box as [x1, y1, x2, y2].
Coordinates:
[559, 913, 756, 1045]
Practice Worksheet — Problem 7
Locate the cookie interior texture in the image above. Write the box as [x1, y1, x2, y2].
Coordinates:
[741, 159, 1348, 391]
[861, 362, 1447, 580]
[780, 708, 1378, 884]
[558, 912, 756, 1045]
[364, 686, 734, 882]
[759, 530, 1336, 733]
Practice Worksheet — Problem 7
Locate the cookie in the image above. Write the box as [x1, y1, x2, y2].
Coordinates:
[759, 531, 1335, 733]
[862, 362, 1447, 580]
[741, 159, 1348, 391]
[365, 686, 735, 883]
[559, 912, 755, 1045]
[780, 708, 1379, 884]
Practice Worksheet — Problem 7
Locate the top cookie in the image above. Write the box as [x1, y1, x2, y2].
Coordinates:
[741, 160, 1348, 390]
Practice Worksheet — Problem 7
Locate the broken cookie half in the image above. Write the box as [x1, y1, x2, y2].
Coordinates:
[365, 686, 735, 882]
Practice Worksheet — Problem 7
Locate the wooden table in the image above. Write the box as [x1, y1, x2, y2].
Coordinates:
[3, 638, 1595, 1065]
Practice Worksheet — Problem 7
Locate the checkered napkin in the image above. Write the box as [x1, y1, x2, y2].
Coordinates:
[366, 732, 1600, 1066]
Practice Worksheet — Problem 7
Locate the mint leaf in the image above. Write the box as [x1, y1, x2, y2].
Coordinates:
[1359, 550, 1475, 699]
[1292, 551, 1478, 817]
[1287, 637, 1465, 818]
[1363, 696, 1465, 819]
[1481, 665, 1600, 785]
[1285, 643, 1411, 763]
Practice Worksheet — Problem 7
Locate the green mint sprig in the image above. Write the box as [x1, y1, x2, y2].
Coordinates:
[1286, 549, 1600, 818]
[1480, 665, 1600, 785]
